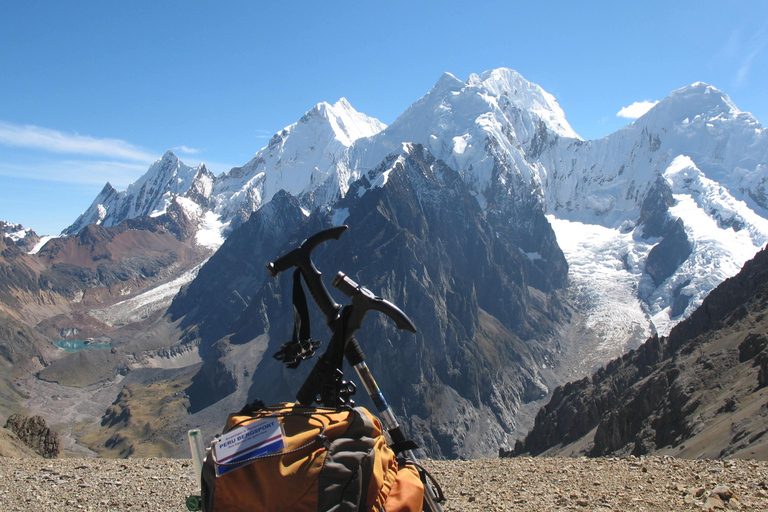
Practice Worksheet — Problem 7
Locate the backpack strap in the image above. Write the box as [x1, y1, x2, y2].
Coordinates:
[408, 461, 446, 505]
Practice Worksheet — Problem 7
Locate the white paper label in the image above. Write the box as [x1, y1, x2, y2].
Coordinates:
[213, 417, 284, 476]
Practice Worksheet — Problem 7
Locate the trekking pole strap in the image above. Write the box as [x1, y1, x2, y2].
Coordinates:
[273, 269, 322, 369]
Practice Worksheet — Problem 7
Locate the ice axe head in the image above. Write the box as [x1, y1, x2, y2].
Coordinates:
[266, 225, 348, 323]
[332, 272, 417, 335]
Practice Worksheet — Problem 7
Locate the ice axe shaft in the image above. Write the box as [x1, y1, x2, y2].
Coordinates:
[349, 359, 444, 512]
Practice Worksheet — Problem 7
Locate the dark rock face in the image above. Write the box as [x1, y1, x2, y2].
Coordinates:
[759, 356, 768, 388]
[4, 414, 62, 458]
[638, 177, 675, 239]
[645, 219, 692, 287]
[506, 244, 768, 459]
[739, 333, 768, 362]
[179, 144, 570, 457]
[0, 309, 47, 366]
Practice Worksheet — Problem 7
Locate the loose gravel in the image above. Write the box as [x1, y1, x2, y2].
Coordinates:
[1, 456, 768, 511]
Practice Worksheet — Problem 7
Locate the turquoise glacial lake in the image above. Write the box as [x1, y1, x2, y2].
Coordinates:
[54, 340, 113, 352]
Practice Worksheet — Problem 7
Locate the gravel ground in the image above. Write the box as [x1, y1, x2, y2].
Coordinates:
[1, 456, 768, 511]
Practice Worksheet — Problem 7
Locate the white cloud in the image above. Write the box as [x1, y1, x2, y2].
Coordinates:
[0, 121, 156, 162]
[617, 100, 659, 119]
[172, 145, 201, 154]
[0, 158, 149, 187]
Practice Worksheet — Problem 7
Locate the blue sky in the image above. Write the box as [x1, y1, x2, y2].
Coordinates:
[1, 1, 766, 235]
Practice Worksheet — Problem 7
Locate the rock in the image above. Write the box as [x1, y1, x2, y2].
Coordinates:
[645, 218, 692, 287]
[713, 485, 733, 500]
[758, 355, 768, 388]
[4, 414, 62, 458]
[703, 495, 726, 511]
[638, 177, 675, 239]
[738, 332, 768, 362]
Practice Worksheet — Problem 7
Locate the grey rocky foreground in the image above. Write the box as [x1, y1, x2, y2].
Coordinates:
[1, 456, 768, 511]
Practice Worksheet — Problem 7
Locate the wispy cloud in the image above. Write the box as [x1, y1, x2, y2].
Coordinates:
[617, 101, 659, 119]
[735, 23, 768, 87]
[715, 22, 768, 88]
[172, 145, 201, 155]
[0, 158, 150, 188]
[0, 121, 156, 162]
[254, 129, 274, 139]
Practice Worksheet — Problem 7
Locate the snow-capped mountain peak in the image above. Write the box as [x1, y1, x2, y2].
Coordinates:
[349, 67, 580, 212]
[118, 150, 211, 218]
[430, 71, 466, 94]
[209, 98, 387, 228]
[637, 82, 748, 130]
[471, 67, 580, 140]
[64, 150, 215, 235]
[303, 98, 384, 147]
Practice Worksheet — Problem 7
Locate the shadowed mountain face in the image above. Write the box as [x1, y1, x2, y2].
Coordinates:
[175, 144, 570, 458]
[167, 190, 308, 356]
[507, 244, 768, 460]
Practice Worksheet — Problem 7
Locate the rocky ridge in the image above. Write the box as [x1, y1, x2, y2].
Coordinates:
[3, 414, 62, 458]
[507, 243, 768, 459]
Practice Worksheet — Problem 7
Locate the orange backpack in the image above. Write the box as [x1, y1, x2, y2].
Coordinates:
[200, 403, 424, 512]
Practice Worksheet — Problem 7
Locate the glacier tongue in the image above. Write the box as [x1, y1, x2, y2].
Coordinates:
[550, 216, 654, 368]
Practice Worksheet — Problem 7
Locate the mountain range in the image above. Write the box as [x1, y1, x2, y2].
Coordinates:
[1, 68, 766, 459]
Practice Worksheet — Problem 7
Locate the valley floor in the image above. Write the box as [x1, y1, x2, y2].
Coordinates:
[1, 456, 766, 511]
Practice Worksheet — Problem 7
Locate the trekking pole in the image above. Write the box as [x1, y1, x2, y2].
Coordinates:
[333, 273, 445, 512]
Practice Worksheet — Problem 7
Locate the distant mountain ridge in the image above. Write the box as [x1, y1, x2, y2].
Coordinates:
[65, 98, 386, 237]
